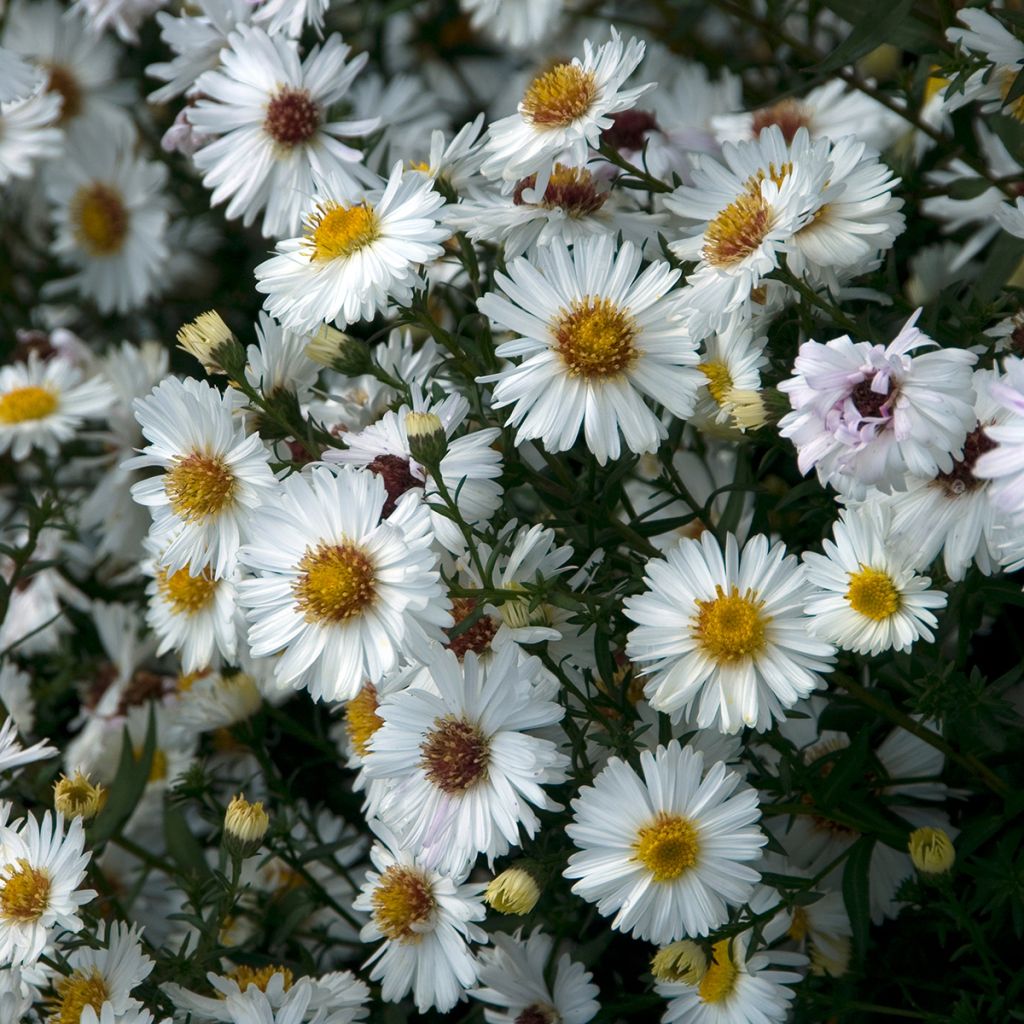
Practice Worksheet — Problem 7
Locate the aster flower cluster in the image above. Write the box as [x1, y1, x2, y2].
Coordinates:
[2, 3, 1024, 1023]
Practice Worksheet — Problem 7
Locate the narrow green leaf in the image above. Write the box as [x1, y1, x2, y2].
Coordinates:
[88, 709, 156, 846]
[815, 0, 915, 74]
[164, 803, 212, 881]
[843, 835, 876, 962]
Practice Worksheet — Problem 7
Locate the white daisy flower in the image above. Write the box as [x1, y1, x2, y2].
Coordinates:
[470, 928, 600, 1024]
[45, 122, 171, 315]
[353, 820, 487, 1014]
[188, 26, 378, 239]
[880, 368, 1014, 580]
[251, 0, 329, 38]
[0, 964, 35, 1021]
[446, 162, 661, 260]
[975, 356, 1024, 521]
[945, 8, 1024, 124]
[778, 309, 978, 496]
[460, 0, 564, 50]
[364, 645, 568, 873]
[0, 719, 57, 778]
[624, 531, 835, 734]
[147, 0, 254, 104]
[564, 742, 766, 943]
[0, 89, 62, 185]
[243, 313, 319, 403]
[409, 115, 486, 194]
[81, 1004, 161, 1024]
[174, 671, 262, 734]
[237, 464, 451, 703]
[0, 351, 110, 461]
[712, 78, 905, 152]
[323, 388, 503, 554]
[2, 0, 132, 133]
[49, 920, 153, 1022]
[143, 537, 239, 674]
[802, 503, 947, 656]
[478, 234, 702, 464]
[0, 46, 41, 103]
[127, 377, 277, 579]
[0, 811, 95, 965]
[71, 0, 167, 44]
[481, 29, 651, 187]
[254, 162, 450, 333]
[692, 316, 768, 429]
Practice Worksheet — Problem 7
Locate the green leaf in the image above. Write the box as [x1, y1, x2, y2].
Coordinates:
[164, 803, 212, 881]
[815, 0, 916, 74]
[947, 177, 997, 201]
[88, 709, 156, 846]
[843, 835, 876, 962]
[818, 0, 934, 55]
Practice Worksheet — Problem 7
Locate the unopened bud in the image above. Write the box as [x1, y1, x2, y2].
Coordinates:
[54, 771, 107, 821]
[909, 826, 955, 875]
[484, 867, 540, 915]
[651, 940, 708, 984]
[224, 794, 269, 855]
[306, 324, 371, 376]
[177, 311, 240, 375]
[727, 388, 769, 431]
[405, 411, 447, 467]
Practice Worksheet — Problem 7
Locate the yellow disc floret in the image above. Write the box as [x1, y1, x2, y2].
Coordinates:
[372, 865, 436, 941]
[700, 361, 734, 407]
[553, 296, 638, 379]
[633, 812, 700, 882]
[50, 968, 109, 1024]
[698, 940, 739, 1004]
[293, 542, 377, 623]
[693, 585, 769, 664]
[345, 682, 382, 758]
[165, 452, 237, 521]
[227, 964, 294, 993]
[158, 565, 219, 615]
[845, 566, 901, 620]
[0, 859, 51, 923]
[305, 202, 380, 262]
[521, 63, 598, 128]
[0, 386, 59, 424]
[71, 183, 129, 256]
[704, 188, 772, 268]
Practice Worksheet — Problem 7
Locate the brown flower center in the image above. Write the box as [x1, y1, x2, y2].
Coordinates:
[264, 87, 320, 146]
[445, 597, 498, 659]
[420, 715, 490, 793]
[934, 423, 997, 495]
[751, 99, 809, 143]
[367, 454, 423, 517]
[512, 164, 607, 218]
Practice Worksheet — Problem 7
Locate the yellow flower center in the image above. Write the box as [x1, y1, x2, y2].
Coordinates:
[698, 940, 739, 1004]
[0, 385, 59, 424]
[0, 859, 51, 923]
[1000, 69, 1024, 123]
[133, 746, 168, 783]
[704, 188, 773, 268]
[227, 964, 293, 993]
[345, 682, 382, 757]
[71, 183, 130, 256]
[846, 566, 901, 620]
[700, 361, 734, 407]
[158, 565, 219, 615]
[372, 865, 436, 941]
[420, 715, 490, 794]
[923, 68, 948, 106]
[293, 542, 376, 624]
[693, 585, 768, 663]
[305, 202, 380, 262]
[632, 812, 700, 882]
[553, 296, 638, 379]
[521, 62, 598, 128]
[165, 452, 237, 521]
[788, 905, 809, 941]
[51, 968, 109, 1024]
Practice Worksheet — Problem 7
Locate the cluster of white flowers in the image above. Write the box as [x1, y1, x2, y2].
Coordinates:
[2, 1, 1024, 1022]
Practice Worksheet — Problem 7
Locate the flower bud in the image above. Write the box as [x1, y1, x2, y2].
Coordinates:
[53, 771, 107, 821]
[651, 940, 708, 984]
[405, 411, 447, 467]
[177, 311, 241, 375]
[306, 324, 371, 376]
[484, 867, 540, 915]
[727, 388, 769, 431]
[909, 826, 955, 875]
[224, 794, 269, 856]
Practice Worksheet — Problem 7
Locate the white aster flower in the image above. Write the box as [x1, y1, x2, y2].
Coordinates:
[0, 89, 62, 185]
[81, 1005, 162, 1024]
[354, 821, 487, 1014]
[470, 928, 599, 1024]
[243, 313, 319, 403]
[778, 309, 978, 496]
[564, 742, 765, 943]
[237, 464, 451, 702]
[71, 0, 167, 44]
[460, 0, 564, 50]
[945, 8, 1024, 124]
[49, 920, 153, 1022]
[364, 645, 568, 873]
[46, 122, 171, 314]
[323, 388, 503, 554]
[0, 46, 41, 103]
[0, 351, 110, 461]
[254, 162, 450, 332]
[478, 234, 702, 464]
[665, 126, 830, 335]
[0, 811, 95, 965]
[188, 26, 378, 239]
[174, 671, 263, 734]
[624, 532, 835, 734]
[975, 356, 1024, 522]
[127, 377, 277, 579]
[0, 719, 57, 778]
[410, 115, 486, 194]
[692, 316, 768, 428]
[481, 29, 651, 185]
[251, 0, 329, 38]
[802, 504, 947, 656]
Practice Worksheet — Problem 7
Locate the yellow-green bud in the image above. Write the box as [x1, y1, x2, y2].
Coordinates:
[484, 867, 540, 915]
[727, 388, 769, 431]
[177, 311, 240, 375]
[908, 826, 955, 875]
[305, 324, 371, 376]
[53, 770, 107, 821]
[651, 940, 708, 984]
[224, 794, 269, 855]
[405, 411, 447, 466]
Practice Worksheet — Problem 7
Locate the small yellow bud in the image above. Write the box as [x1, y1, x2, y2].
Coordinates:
[305, 324, 370, 375]
[53, 771, 107, 821]
[224, 794, 269, 851]
[177, 311, 237, 374]
[651, 940, 708, 984]
[405, 411, 447, 466]
[484, 867, 540, 915]
[727, 388, 769, 431]
[909, 826, 955, 875]
[857, 44, 902, 81]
